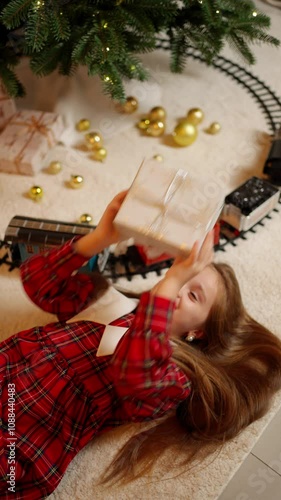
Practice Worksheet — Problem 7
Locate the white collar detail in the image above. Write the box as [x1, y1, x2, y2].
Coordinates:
[66, 286, 139, 357]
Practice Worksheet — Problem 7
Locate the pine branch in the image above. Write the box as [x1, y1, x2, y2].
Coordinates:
[0, 0, 280, 100]
[24, 9, 49, 51]
[0, 64, 25, 96]
[1, 0, 33, 29]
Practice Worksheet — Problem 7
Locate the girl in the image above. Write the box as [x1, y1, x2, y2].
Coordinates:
[1, 191, 281, 499]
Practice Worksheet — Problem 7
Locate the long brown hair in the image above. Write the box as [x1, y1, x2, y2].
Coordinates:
[100, 263, 281, 484]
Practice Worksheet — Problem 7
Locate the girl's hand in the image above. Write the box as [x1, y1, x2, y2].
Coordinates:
[151, 230, 215, 299]
[165, 230, 215, 287]
[94, 190, 128, 247]
[73, 190, 128, 258]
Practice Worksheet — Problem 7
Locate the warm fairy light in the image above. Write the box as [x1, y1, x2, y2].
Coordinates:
[252, 11, 258, 17]
[216, 10, 220, 14]
[106, 47, 110, 52]
[102, 22, 108, 28]
[104, 76, 110, 82]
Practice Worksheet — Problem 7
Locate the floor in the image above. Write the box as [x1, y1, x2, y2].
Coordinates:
[218, 405, 281, 500]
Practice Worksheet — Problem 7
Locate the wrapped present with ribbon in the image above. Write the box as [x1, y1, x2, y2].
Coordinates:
[0, 109, 64, 175]
[114, 159, 224, 257]
[0, 81, 16, 130]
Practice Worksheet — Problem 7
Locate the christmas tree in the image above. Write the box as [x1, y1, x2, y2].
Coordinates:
[0, 0, 279, 101]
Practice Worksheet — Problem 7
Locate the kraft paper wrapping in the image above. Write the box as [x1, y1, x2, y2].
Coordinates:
[114, 159, 224, 257]
[0, 109, 64, 175]
[0, 82, 16, 130]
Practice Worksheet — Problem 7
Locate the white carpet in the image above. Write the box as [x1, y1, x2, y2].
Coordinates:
[0, 1, 281, 498]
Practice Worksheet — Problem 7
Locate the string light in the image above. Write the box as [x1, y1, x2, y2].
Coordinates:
[252, 11, 258, 17]
[106, 47, 110, 52]
[34, 0, 45, 9]
[102, 21, 108, 28]
[216, 10, 220, 14]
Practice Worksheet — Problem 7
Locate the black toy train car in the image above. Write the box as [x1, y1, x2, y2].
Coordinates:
[4, 215, 109, 272]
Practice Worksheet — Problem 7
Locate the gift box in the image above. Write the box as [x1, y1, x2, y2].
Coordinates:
[0, 81, 16, 130]
[114, 159, 224, 257]
[0, 109, 64, 175]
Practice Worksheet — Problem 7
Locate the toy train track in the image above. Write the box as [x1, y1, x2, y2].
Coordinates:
[0, 202, 280, 279]
[155, 41, 281, 133]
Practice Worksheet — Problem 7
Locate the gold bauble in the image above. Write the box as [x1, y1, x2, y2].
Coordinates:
[29, 186, 43, 201]
[149, 106, 166, 122]
[79, 213, 93, 224]
[186, 107, 204, 125]
[91, 147, 107, 162]
[116, 96, 138, 114]
[146, 120, 165, 137]
[137, 118, 150, 130]
[85, 132, 103, 149]
[172, 121, 198, 146]
[204, 122, 221, 135]
[153, 154, 164, 162]
[70, 175, 84, 188]
[76, 118, 91, 132]
[48, 160, 62, 174]
[122, 96, 138, 113]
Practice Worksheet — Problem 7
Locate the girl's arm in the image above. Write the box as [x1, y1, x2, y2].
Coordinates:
[109, 291, 192, 422]
[20, 191, 128, 322]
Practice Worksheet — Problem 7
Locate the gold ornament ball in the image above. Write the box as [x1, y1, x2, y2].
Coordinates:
[204, 122, 221, 135]
[122, 96, 138, 114]
[137, 118, 150, 130]
[92, 147, 107, 162]
[85, 131, 103, 149]
[76, 118, 91, 132]
[153, 154, 164, 162]
[79, 213, 93, 224]
[149, 106, 166, 122]
[186, 107, 204, 125]
[172, 121, 198, 146]
[29, 185, 43, 201]
[70, 175, 84, 189]
[48, 160, 62, 174]
[146, 120, 165, 137]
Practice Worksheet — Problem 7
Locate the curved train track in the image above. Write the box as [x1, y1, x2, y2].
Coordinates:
[156, 41, 281, 133]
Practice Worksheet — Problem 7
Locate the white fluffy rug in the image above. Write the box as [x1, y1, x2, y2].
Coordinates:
[0, 1, 281, 498]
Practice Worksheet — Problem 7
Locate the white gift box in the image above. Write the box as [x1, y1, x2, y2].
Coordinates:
[0, 81, 16, 130]
[0, 109, 64, 175]
[114, 159, 224, 257]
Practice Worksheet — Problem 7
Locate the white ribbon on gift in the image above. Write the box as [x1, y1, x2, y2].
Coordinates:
[66, 286, 139, 356]
[133, 169, 190, 239]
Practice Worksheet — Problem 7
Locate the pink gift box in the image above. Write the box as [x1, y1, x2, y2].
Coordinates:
[0, 109, 64, 175]
[0, 81, 16, 130]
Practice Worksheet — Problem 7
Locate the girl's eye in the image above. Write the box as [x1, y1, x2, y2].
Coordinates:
[189, 291, 198, 301]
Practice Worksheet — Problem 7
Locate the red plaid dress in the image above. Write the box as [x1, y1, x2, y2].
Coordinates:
[0, 239, 191, 499]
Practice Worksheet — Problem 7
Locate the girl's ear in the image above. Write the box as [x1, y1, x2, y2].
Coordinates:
[194, 330, 205, 339]
[186, 329, 205, 342]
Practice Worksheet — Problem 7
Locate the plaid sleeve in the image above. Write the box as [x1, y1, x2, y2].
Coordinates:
[110, 292, 191, 421]
[20, 238, 97, 322]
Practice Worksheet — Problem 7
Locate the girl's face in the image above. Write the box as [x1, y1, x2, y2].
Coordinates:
[171, 266, 219, 338]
